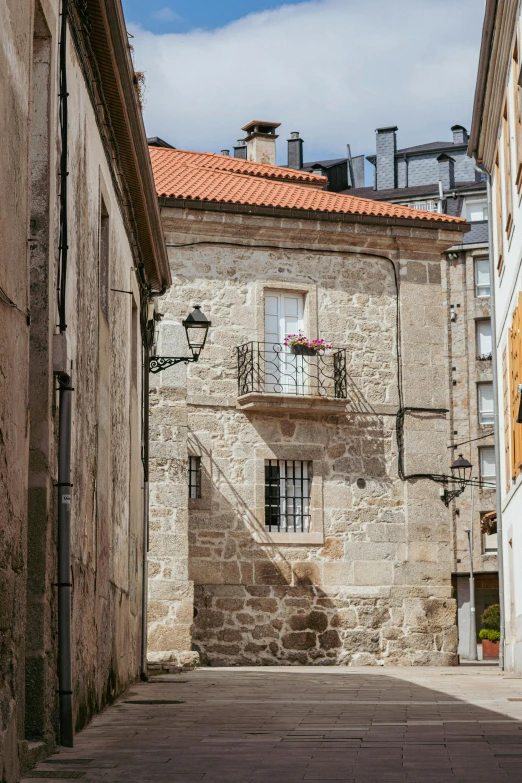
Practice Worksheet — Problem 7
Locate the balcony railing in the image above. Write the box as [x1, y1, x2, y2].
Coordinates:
[237, 342, 347, 399]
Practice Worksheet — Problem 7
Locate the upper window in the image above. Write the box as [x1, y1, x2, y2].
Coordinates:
[465, 199, 488, 222]
[478, 383, 494, 425]
[475, 258, 491, 298]
[479, 446, 496, 482]
[265, 459, 311, 533]
[188, 456, 201, 499]
[476, 320, 492, 359]
[264, 292, 304, 394]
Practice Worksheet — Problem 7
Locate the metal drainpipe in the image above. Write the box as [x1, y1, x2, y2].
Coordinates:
[140, 345, 150, 681]
[57, 374, 73, 745]
[482, 166, 505, 670]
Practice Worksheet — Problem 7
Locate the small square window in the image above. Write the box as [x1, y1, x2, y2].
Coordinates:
[475, 258, 491, 298]
[188, 456, 201, 499]
[477, 383, 494, 425]
[265, 459, 311, 532]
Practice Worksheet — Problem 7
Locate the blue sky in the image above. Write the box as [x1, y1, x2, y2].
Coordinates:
[126, 0, 484, 170]
[122, 1, 305, 34]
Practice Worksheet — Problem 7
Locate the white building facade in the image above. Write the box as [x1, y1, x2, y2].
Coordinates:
[469, 0, 522, 674]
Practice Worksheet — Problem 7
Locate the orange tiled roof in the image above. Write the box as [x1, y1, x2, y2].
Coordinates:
[149, 147, 467, 225]
[149, 147, 327, 185]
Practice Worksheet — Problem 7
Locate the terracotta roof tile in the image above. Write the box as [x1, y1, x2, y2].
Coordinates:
[149, 147, 467, 225]
[149, 147, 327, 185]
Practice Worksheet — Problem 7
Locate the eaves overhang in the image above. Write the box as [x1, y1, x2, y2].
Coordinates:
[158, 196, 471, 236]
[75, 0, 171, 291]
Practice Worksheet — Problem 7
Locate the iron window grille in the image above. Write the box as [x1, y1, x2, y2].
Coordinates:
[237, 342, 347, 398]
[265, 460, 312, 532]
[188, 456, 201, 499]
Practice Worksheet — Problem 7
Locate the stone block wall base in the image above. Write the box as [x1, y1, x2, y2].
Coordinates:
[193, 585, 458, 667]
[147, 650, 200, 673]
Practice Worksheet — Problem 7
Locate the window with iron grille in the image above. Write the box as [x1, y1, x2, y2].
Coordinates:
[265, 460, 311, 532]
[188, 456, 201, 499]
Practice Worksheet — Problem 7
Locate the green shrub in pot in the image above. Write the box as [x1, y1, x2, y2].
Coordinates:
[478, 628, 500, 642]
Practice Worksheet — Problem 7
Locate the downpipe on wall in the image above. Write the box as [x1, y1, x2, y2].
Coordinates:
[57, 374, 73, 746]
[140, 344, 150, 681]
[478, 163, 505, 670]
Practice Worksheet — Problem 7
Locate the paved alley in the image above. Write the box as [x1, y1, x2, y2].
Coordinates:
[22, 666, 522, 782]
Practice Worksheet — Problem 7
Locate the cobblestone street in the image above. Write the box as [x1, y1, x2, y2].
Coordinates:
[23, 666, 522, 782]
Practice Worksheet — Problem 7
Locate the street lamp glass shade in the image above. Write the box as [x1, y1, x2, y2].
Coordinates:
[182, 306, 211, 358]
[450, 453, 472, 484]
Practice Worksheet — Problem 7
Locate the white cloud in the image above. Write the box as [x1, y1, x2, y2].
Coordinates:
[131, 0, 484, 166]
[153, 7, 182, 22]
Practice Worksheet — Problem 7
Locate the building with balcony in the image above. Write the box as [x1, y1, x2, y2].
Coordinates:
[146, 129, 469, 668]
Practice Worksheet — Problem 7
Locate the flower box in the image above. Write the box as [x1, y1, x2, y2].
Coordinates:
[482, 639, 500, 659]
[291, 345, 317, 356]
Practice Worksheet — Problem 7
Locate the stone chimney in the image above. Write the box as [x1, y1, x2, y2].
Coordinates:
[375, 126, 398, 190]
[287, 131, 303, 170]
[233, 140, 247, 160]
[241, 120, 280, 165]
[451, 124, 469, 145]
[221, 150, 230, 156]
[437, 153, 455, 189]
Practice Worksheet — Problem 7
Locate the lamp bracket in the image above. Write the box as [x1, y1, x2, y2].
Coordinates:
[149, 355, 197, 374]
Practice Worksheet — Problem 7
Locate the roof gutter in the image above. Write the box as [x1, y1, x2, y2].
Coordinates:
[468, 0, 499, 162]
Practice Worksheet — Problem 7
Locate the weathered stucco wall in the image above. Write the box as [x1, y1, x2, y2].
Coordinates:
[149, 209, 465, 667]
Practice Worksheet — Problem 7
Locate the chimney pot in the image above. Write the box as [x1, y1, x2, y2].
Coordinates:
[287, 131, 304, 170]
[437, 153, 455, 190]
[241, 120, 280, 165]
[375, 126, 398, 190]
[451, 124, 469, 145]
[233, 139, 247, 159]
[221, 149, 230, 156]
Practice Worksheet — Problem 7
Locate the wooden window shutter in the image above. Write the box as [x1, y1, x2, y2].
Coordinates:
[503, 347, 511, 491]
[503, 100, 514, 235]
[495, 149, 504, 273]
[513, 37, 522, 190]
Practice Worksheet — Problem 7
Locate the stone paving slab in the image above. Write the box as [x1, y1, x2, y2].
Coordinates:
[21, 666, 522, 782]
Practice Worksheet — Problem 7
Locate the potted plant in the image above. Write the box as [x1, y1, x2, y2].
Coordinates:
[284, 332, 332, 356]
[479, 604, 500, 659]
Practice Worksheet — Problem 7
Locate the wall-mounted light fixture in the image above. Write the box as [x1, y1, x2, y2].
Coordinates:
[440, 453, 472, 507]
[149, 305, 211, 374]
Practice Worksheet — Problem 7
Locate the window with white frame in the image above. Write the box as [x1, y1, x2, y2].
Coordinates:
[465, 199, 488, 222]
[476, 320, 492, 359]
[481, 512, 498, 554]
[475, 258, 491, 297]
[265, 460, 311, 532]
[479, 446, 496, 483]
[478, 383, 494, 425]
[264, 292, 305, 394]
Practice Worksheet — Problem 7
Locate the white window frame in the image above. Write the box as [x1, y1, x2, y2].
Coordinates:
[465, 198, 489, 222]
[265, 459, 312, 533]
[476, 319, 492, 359]
[478, 383, 494, 425]
[479, 446, 496, 482]
[264, 291, 305, 394]
[474, 257, 491, 298]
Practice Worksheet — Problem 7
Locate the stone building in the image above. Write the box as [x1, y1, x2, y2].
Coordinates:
[147, 132, 468, 669]
[0, 1, 169, 778]
[469, 0, 522, 674]
[339, 124, 497, 660]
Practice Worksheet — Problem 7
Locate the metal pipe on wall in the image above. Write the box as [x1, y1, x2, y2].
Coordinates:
[57, 375, 73, 746]
[140, 345, 150, 681]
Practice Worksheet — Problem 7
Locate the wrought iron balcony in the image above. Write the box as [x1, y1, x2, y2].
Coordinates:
[237, 342, 347, 400]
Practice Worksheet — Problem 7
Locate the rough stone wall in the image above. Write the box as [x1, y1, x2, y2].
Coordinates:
[0, 0, 33, 779]
[150, 209, 466, 667]
[1, 1, 148, 776]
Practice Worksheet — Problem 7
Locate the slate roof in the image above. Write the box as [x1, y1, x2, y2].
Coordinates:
[149, 147, 467, 225]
